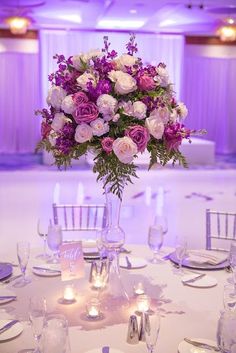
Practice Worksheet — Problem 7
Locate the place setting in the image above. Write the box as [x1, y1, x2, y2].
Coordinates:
[0, 319, 24, 342]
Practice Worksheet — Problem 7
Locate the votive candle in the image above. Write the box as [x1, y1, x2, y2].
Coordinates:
[86, 298, 101, 319]
[137, 294, 150, 312]
[134, 282, 145, 295]
[63, 285, 75, 302]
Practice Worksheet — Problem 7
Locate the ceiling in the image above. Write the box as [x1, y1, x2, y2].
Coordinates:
[0, 0, 236, 35]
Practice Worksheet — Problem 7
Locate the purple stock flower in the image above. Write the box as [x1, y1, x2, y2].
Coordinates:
[101, 137, 114, 154]
[164, 123, 190, 151]
[73, 102, 99, 124]
[125, 125, 150, 153]
[87, 79, 112, 101]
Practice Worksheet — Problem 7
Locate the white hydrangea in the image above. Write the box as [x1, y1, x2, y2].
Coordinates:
[61, 95, 76, 115]
[150, 107, 170, 124]
[96, 94, 118, 116]
[133, 101, 147, 120]
[51, 112, 67, 132]
[177, 102, 188, 119]
[156, 66, 169, 87]
[46, 86, 67, 110]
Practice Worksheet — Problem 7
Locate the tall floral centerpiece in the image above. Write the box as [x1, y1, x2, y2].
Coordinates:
[36, 35, 202, 253]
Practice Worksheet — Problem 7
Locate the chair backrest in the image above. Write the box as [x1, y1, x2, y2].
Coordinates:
[52, 203, 106, 232]
[206, 209, 236, 250]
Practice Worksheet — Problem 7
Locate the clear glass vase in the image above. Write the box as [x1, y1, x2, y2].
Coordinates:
[100, 185, 129, 307]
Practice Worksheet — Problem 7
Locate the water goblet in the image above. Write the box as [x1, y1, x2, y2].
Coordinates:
[175, 236, 187, 275]
[228, 242, 236, 284]
[41, 313, 70, 353]
[144, 310, 161, 353]
[29, 295, 47, 353]
[224, 284, 236, 312]
[153, 214, 168, 236]
[47, 224, 63, 264]
[148, 225, 164, 264]
[14, 241, 31, 287]
[36, 219, 50, 260]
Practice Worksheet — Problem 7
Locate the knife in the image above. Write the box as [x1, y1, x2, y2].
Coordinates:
[184, 337, 220, 351]
[33, 266, 61, 273]
[0, 296, 17, 300]
[102, 346, 110, 353]
[125, 256, 132, 269]
[182, 273, 206, 284]
[0, 320, 19, 335]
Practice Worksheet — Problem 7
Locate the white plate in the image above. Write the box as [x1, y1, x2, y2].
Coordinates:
[85, 349, 124, 353]
[0, 289, 16, 304]
[119, 257, 147, 269]
[0, 320, 23, 341]
[32, 265, 61, 277]
[178, 338, 218, 353]
[182, 275, 217, 288]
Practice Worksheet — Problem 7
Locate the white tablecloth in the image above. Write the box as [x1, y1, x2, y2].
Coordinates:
[0, 245, 228, 353]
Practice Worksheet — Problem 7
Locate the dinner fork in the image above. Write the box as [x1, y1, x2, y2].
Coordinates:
[0, 274, 22, 285]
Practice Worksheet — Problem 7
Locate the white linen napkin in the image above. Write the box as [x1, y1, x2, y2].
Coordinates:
[187, 250, 228, 265]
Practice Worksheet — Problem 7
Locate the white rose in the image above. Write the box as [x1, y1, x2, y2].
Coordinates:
[108, 70, 118, 82]
[156, 66, 169, 87]
[150, 107, 170, 124]
[51, 112, 67, 132]
[90, 118, 109, 137]
[115, 54, 137, 71]
[170, 109, 178, 123]
[46, 86, 67, 110]
[76, 72, 97, 91]
[113, 136, 138, 164]
[133, 101, 147, 120]
[177, 102, 188, 119]
[61, 95, 76, 115]
[115, 72, 137, 95]
[86, 49, 102, 61]
[96, 94, 118, 115]
[75, 123, 93, 143]
[145, 117, 164, 139]
[72, 54, 87, 71]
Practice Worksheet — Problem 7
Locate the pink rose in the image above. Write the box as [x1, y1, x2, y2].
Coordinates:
[138, 74, 156, 91]
[101, 137, 114, 154]
[125, 125, 150, 153]
[73, 102, 99, 124]
[73, 92, 89, 106]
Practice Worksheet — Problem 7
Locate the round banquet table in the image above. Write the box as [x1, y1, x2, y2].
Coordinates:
[0, 245, 229, 353]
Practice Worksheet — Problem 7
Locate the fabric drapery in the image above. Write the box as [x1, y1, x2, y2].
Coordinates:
[0, 53, 40, 153]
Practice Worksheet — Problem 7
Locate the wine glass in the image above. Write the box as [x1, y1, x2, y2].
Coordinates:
[175, 236, 187, 275]
[14, 241, 31, 287]
[228, 241, 236, 284]
[41, 314, 70, 353]
[223, 284, 236, 312]
[36, 219, 50, 260]
[144, 310, 161, 353]
[47, 224, 63, 264]
[29, 296, 47, 353]
[153, 214, 168, 236]
[148, 225, 164, 264]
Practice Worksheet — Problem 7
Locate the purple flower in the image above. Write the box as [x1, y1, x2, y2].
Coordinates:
[101, 137, 114, 154]
[73, 92, 89, 106]
[73, 102, 99, 124]
[41, 121, 51, 138]
[125, 125, 150, 153]
[164, 123, 190, 151]
[87, 79, 112, 101]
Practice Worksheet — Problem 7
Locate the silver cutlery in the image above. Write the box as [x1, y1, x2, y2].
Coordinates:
[1, 274, 22, 285]
[102, 346, 110, 353]
[125, 256, 132, 269]
[0, 320, 19, 335]
[33, 266, 61, 273]
[184, 337, 220, 351]
[0, 296, 17, 300]
[182, 273, 206, 284]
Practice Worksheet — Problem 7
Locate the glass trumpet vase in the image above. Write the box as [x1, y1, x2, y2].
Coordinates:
[101, 186, 129, 307]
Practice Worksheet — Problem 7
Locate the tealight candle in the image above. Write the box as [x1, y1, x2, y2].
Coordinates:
[92, 274, 104, 290]
[86, 298, 101, 319]
[134, 282, 145, 295]
[137, 294, 150, 312]
[63, 285, 75, 302]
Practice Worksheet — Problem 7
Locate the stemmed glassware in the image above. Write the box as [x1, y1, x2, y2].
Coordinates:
[41, 314, 70, 353]
[144, 310, 161, 353]
[228, 241, 236, 285]
[223, 284, 236, 312]
[175, 236, 188, 275]
[36, 219, 50, 260]
[14, 241, 31, 288]
[148, 225, 164, 264]
[29, 296, 47, 353]
[47, 224, 63, 264]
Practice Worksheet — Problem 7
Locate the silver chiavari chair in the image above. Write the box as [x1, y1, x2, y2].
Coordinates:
[206, 209, 236, 251]
[52, 203, 106, 240]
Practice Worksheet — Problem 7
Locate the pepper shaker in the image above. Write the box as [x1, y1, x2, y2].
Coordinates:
[127, 315, 139, 344]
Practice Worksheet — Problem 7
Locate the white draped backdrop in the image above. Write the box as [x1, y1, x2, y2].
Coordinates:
[0, 30, 236, 154]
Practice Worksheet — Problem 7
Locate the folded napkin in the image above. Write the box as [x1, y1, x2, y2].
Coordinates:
[187, 250, 228, 265]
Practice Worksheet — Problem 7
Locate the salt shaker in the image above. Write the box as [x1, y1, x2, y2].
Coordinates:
[139, 312, 150, 342]
[127, 315, 139, 344]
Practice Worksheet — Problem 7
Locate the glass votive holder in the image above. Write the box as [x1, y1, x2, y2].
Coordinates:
[92, 273, 105, 290]
[86, 298, 101, 319]
[62, 284, 76, 304]
[134, 282, 145, 295]
[136, 294, 150, 313]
